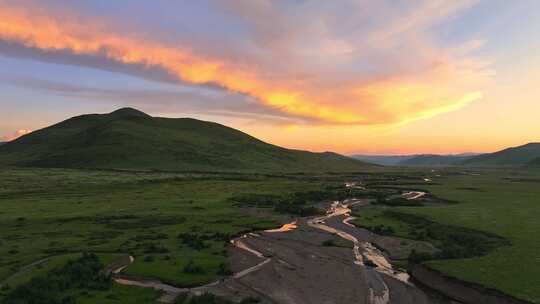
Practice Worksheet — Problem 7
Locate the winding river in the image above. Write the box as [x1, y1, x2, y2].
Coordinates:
[305, 198, 413, 304]
[112, 183, 423, 304]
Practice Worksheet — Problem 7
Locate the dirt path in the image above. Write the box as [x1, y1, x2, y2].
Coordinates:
[0, 257, 51, 287]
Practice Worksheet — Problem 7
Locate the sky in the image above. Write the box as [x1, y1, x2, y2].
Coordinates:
[0, 0, 539, 154]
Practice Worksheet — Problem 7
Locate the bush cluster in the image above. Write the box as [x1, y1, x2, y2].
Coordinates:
[175, 292, 260, 304]
[228, 185, 358, 216]
[3, 253, 111, 304]
[375, 211, 511, 263]
[178, 233, 210, 251]
[183, 260, 205, 274]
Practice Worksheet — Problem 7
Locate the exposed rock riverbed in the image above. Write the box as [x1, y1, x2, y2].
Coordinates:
[111, 197, 450, 303]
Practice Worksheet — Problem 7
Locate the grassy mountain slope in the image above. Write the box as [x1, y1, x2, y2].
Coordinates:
[0, 108, 370, 172]
[463, 143, 540, 167]
[526, 157, 540, 167]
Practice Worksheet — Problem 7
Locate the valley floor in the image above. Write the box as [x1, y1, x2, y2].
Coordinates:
[0, 167, 538, 303]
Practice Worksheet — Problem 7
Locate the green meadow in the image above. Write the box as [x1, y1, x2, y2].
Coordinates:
[352, 168, 540, 303]
[1, 166, 540, 303]
[0, 167, 332, 302]
[420, 169, 540, 303]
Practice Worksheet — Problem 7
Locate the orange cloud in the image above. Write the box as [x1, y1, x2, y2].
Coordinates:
[0, 1, 490, 126]
[2, 129, 32, 142]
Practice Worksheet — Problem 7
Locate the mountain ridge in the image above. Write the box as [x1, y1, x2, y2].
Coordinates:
[352, 153, 481, 166]
[0, 108, 371, 172]
[463, 142, 540, 167]
[350, 154, 415, 166]
[353, 143, 540, 167]
[398, 154, 477, 166]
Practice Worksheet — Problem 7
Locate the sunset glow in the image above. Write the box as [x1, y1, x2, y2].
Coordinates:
[0, 0, 539, 153]
[1, 129, 32, 142]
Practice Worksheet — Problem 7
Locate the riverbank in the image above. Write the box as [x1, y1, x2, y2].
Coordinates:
[110, 198, 450, 304]
[104, 177, 537, 304]
[410, 264, 533, 304]
[3, 167, 538, 303]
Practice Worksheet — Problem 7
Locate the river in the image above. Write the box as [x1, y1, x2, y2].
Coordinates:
[112, 183, 443, 304]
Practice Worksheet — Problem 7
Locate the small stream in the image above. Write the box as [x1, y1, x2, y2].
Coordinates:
[306, 199, 412, 304]
[112, 235, 273, 302]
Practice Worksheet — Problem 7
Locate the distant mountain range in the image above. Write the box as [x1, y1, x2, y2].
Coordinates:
[353, 144, 540, 167]
[398, 153, 479, 166]
[351, 153, 480, 166]
[348, 155, 414, 166]
[0, 108, 370, 172]
[1, 108, 537, 170]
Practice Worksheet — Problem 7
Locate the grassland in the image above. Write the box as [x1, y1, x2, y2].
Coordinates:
[0, 167, 340, 302]
[352, 168, 540, 303]
[1, 166, 540, 303]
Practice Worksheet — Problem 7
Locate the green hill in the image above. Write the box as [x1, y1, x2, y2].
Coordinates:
[0, 108, 370, 172]
[462, 143, 540, 167]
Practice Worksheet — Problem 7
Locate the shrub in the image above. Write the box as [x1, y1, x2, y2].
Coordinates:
[175, 292, 189, 303]
[240, 297, 260, 304]
[384, 211, 509, 260]
[141, 242, 169, 254]
[178, 293, 259, 304]
[183, 260, 205, 274]
[143, 255, 155, 262]
[3, 253, 111, 304]
[371, 225, 395, 236]
[217, 262, 232, 276]
[178, 233, 209, 251]
[408, 250, 434, 263]
[322, 240, 335, 247]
